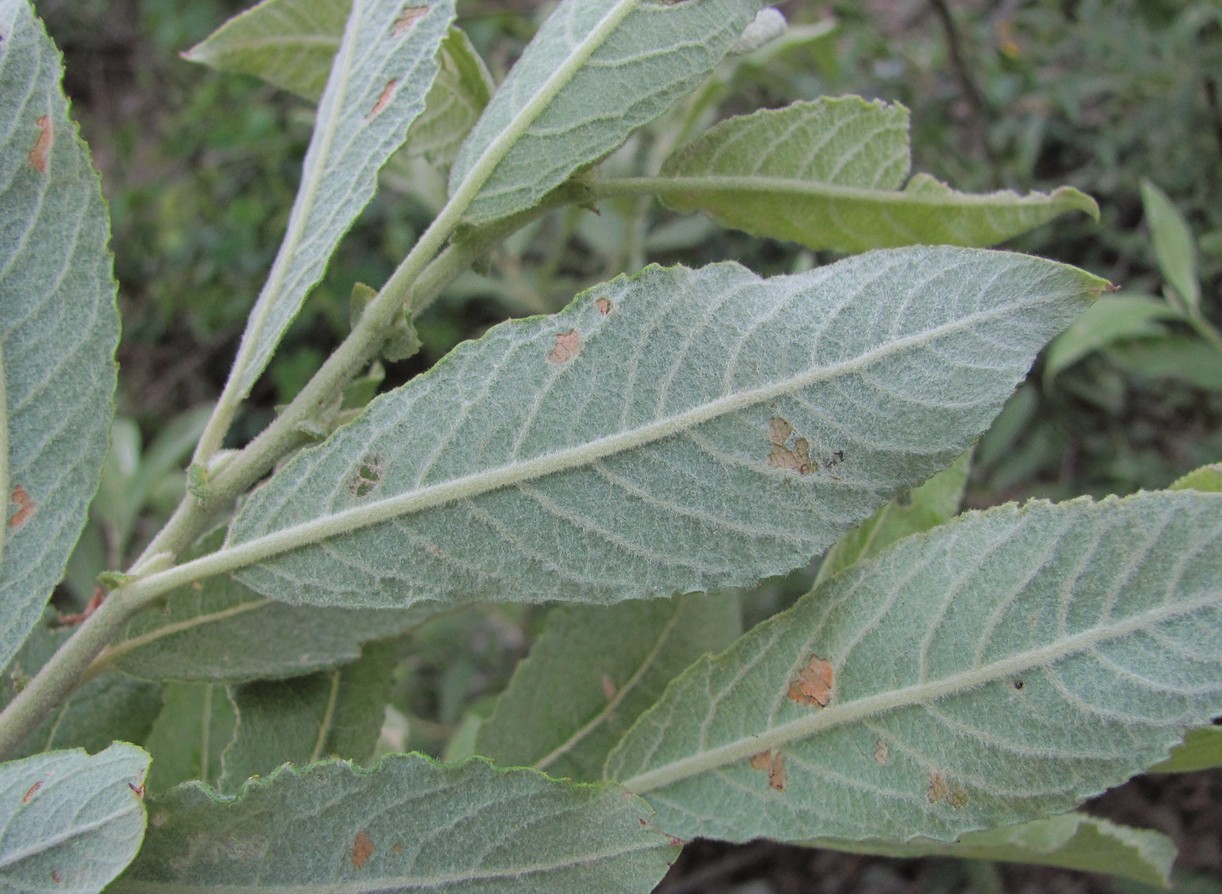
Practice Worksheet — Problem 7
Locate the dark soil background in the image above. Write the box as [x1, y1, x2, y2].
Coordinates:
[34, 0, 1221, 891]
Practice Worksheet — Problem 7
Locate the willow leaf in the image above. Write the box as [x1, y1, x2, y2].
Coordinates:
[477, 593, 741, 781]
[0, 0, 119, 670]
[225, 247, 1103, 609]
[0, 743, 150, 893]
[217, 0, 453, 401]
[115, 756, 676, 893]
[449, 0, 765, 224]
[606, 491, 1222, 843]
[652, 98, 1099, 252]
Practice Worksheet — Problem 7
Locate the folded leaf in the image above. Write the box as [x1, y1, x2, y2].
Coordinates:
[0, 0, 120, 670]
[450, 0, 765, 224]
[477, 593, 741, 781]
[607, 491, 1222, 843]
[821, 814, 1175, 888]
[226, 247, 1104, 609]
[217, 0, 453, 402]
[0, 743, 150, 892]
[117, 756, 677, 893]
[184, 0, 350, 101]
[653, 98, 1099, 252]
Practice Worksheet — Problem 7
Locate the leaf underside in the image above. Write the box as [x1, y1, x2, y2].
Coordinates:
[0, 0, 120, 670]
[117, 756, 676, 893]
[226, 247, 1103, 610]
[605, 491, 1222, 844]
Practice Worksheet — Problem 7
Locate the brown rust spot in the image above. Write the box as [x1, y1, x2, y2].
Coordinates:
[50, 870, 62, 884]
[22, 781, 42, 803]
[749, 749, 786, 791]
[765, 417, 815, 475]
[365, 80, 398, 121]
[352, 831, 374, 868]
[787, 655, 834, 707]
[927, 772, 968, 807]
[874, 739, 889, 764]
[8, 485, 36, 530]
[547, 329, 582, 364]
[28, 115, 52, 173]
[392, 6, 428, 34]
[595, 296, 613, 316]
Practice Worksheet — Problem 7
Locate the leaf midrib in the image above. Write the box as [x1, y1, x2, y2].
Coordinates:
[618, 589, 1215, 794]
[216, 294, 1052, 575]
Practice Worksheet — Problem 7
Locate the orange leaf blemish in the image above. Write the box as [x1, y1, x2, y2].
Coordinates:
[547, 329, 582, 364]
[352, 831, 374, 868]
[787, 655, 834, 707]
[927, 772, 968, 808]
[365, 80, 398, 121]
[392, 6, 428, 34]
[50, 870, 62, 884]
[595, 296, 613, 316]
[601, 674, 617, 700]
[8, 485, 36, 530]
[22, 781, 42, 803]
[28, 115, 52, 173]
[749, 749, 786, 791]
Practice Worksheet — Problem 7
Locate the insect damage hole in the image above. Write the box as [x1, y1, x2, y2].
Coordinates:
[787, 654, 834, 707]
[349, 454, 386, 498]
[547, 329, 582, 364]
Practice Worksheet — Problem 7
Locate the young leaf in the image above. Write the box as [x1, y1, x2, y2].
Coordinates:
[219, 641, 395, 791]
[0, 0, 120, 670]
[649, 98, 1099, 252]
[184, 0, 350, 101]
[224, 247, 1105, 609]
[449, 0, 766, 224]
[814, 450, 970, 585]
[0, 743, 150, 892]
[821, 814, 1175, 888]
[1148, 726, 1222, 774]
[143, 683, 237, 794]
[398, 28, 493, 172]
[117, 756, 678, 893]
[1042, 293, 1184, 382]
[108, 531, 421, 682]
[214, 0, 454, 414]
[477, 593, 741, 781]
[606, 491, 1222, 842]
[1140, 179, 1200, 315]
[1171, 463, 1222, 494]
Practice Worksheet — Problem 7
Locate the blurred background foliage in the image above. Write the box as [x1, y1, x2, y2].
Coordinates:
[37, 0, 1222, 831]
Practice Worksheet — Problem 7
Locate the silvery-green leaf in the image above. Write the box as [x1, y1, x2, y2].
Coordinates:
[218, 0, 453, 402]
[116, 756, 677, 893]
[143, 683, 237, 794]
[606, 491, 1222, 842]
[652, 98, 1098, 252]
[184, 0, 350, 101]
[0, 743, 150, 893]
[821, 814, 1175, 888]
[814, 450, 969, 585]
[219, 642, 394, 792]
[0, 620, 161, 760]
[1149, 726, 1222, 774]
[477, 593, 740, 781]
[449, 0, 765, 224]
[109, 531, 420, 682]
[0, 0, 119, 670]
[225, 247, 1104, 609]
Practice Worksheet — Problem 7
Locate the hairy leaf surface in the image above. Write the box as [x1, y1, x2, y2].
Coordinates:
[0, 0, 120, 670]
[821, 814, 1175, 888]
[477, 593, 740, 781]
[110, 532, 420, 682]
[449, 0, 765, 224]
[653, 98, 1098, 251]
[117, 756, 676, 893]
[219, 642, 394, 792]
[217, 0, 453, 400]
[143, 683, 237, 794]
[226, 247, 1103, 609]
[606, 491, 1222, 842]
[0, 743, 150, 893]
